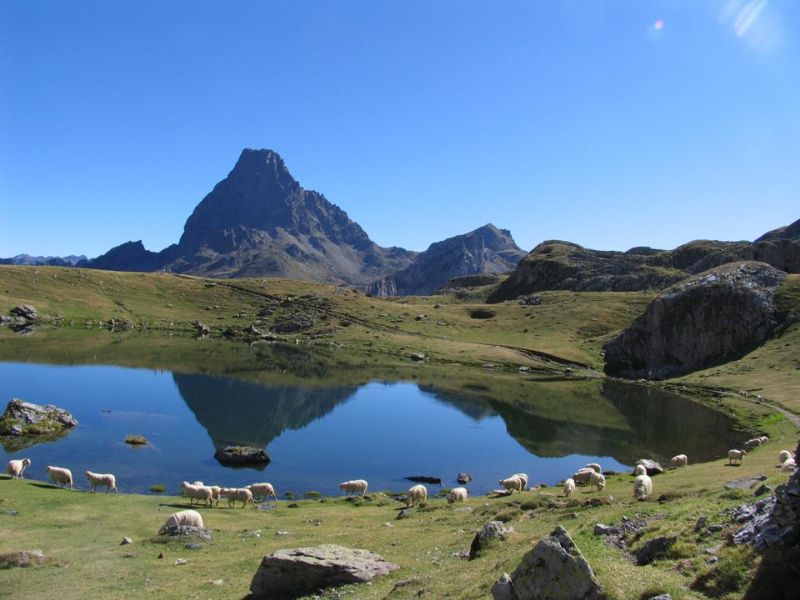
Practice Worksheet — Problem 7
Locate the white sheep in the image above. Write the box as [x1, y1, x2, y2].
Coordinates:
[759, 436, 769, 444]
[589, 471, 606, 492]
[633, 474, 653, 500]
[338, 479, 368, 496]
[181, 481, 212, 506]
[781, 459, 796, 473]
[406, 484, 428, 507]
[744, 438, 762, 451]
[85, 470, 118, 494]
[499, 475, 524, 493]
[563, 478, 575, 498]
[584, 463, 601, 473]
[161, 509, 204, 530]
[778, 450, 793, 465]
[246, 482, 278, 502]
[670, 454, 688, 468]
[223, 487, 254, 508]
[447, 487, 468, 503]
[573, 468, 595, 484]
[633, 464, 647, 476]
[511, 473, 529, 489]
[728, 449, 747, 465]
[46, 466, 73, 489]
[208, 485, 222, 507]
[6, 458, 31, 479]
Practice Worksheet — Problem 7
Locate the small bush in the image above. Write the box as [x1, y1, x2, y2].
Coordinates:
[125, 434, 148, 446]
[150, 484, 166, 493]
[304, 491, 321, 499]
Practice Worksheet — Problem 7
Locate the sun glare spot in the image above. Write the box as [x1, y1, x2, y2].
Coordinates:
[735, 0, 766, 37]
[654, 20, 665, 31]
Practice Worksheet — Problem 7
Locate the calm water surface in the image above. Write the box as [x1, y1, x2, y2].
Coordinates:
[0, 362, 743, 496]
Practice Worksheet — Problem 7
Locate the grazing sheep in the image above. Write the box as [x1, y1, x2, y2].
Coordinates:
[208, 485, 222, 507]
[6, 458, 31, 479]
[338, 479, 368, 496]
[499, 476, 524, 493]
[222, 487, 254, 508]
[246, 482, 278, 502]
[778, 450, 793, 465]
[511, 473, 529, 489]
[589, 471, 606, 492]
[670, 454, 688, 468]
[46, 466, 73, 489]
[633, 464, 647, 476]
[406, 484, 428, 507]
[633, 474, 653, 500]
[563, 478, 575, 498]
[744, 438, 762, 451]
[728, 449, 747, 465]
[161, 509, 204, 530]
[759, 436, 769, 444]
[85, 471, 118, 494]
[781, 459, 797, 473]
[181, 481, 212, 506]
[573, 468, 595, 484]
[584, 463, 601, 473]
[447, 487, 468, 503]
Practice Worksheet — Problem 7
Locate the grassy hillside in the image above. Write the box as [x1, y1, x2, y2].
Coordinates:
[1, 417, 797, 600]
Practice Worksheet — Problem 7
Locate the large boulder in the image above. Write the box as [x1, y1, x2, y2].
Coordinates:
[213, 445, 270, 466]
[9, 305, 38, 321]
[491, 526, 606, 600]
[604, 262, 787, 379]
[0, 398, 78, 441]
[248, 544, 399, 599]
[470, 521, 513, 560]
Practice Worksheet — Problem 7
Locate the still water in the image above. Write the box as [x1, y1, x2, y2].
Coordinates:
[0, 362, 743, 496]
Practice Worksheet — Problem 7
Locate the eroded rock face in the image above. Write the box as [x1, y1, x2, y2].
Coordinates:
[752, 442, 800, 550]
[249, 544, 399, 600]
[604, 262, 787, 379]
[491, 526, 606, 600]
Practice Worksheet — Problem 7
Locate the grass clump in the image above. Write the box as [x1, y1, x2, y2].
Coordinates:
[124, 434, 148, 446]
[149, 484, 166, 493]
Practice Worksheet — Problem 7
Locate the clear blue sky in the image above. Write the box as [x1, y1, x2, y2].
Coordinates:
[1, 0, 798, 258]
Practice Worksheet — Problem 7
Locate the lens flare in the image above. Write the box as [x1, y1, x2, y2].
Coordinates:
[654, 20, 665, 31]
[735, 0, 766, 37]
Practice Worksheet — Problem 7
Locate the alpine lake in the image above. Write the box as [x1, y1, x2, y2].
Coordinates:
[0, 328, 746, 498]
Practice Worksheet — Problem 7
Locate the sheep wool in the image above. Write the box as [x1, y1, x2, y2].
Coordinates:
[85, 470, 118, 494]
[246, 483, 278, 501]
[47, 466, 73, 489]
[6, 458, 31, 479]
[778, 450, 792, 465]
[589, 471, 606, 492]
[584, 463, 601, 473]
[338, 479, 369, 496]
[161, 509, 204, 530]
[499, 476, 524, 493]
[728, 449, 746, 465]
[670, 454, 688, 468]
[563, 478, 575, 498]
[447, 487, 468, 503]
[407, 484, 428, 506]
[633, 474, 653, 500]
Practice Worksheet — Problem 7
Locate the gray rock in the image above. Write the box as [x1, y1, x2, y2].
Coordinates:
[0, 549, 45, 568]
[633, 459, 664, 476]
[0, 398, 78, 438]
[249, 544, 400, 600]
[490, 526, 606, 600]
[646, 595, 672, 600]
[604, 262, 788, 379]
[725, 474, 767, 490]
[409, 352, 427, 362]
[214, 445, 270, 465]
[636, 536, 676, 565]
[457, 472, 472, 484]
[159, 525, 212, 541]
[754, 484, 774, 497]
[469, 521, 512, 560]
[707, 524, 725, 533]
[120, 537, 133, 545]
[10, 304, 38, 321]
[594, 524, 621, 536]
[694, 516, 708, 532]
[396, 509, 413, 520]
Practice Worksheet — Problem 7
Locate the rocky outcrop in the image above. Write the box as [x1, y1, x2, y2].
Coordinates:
[435, 273, 503, 294]
[603, 262, 787, 379]
[364, 224, 525, 297]
[85, 241, 166, 272]
[0, 398, 78, 443]
[488, 224, 800, 301]
[491, 526, 606, 600]
[470, 521, 513, 559]
[751, 441, 800, 549]
[249, 544, 399, 600]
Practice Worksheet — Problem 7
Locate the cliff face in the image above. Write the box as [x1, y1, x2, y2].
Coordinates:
[603, 261, 787, 379]
[364, 224, 525, 297]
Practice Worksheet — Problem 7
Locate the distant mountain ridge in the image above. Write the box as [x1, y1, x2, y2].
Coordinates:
[0, 254, 86, 267]
[488, 227, 800, 302]
[364, 224, 526, 297]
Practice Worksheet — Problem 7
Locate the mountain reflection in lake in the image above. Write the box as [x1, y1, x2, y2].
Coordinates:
[0, 363, 743, 495]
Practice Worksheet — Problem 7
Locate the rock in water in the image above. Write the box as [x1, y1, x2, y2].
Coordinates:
[491, 526, 606, 600]
[470, 521, 512, 560]
[457, 472, 473, 484]
[214, 445, 270, 466]
[249, 544, 399, 600]
[604, 262, 787, 379]
[0, 399, 78, 446]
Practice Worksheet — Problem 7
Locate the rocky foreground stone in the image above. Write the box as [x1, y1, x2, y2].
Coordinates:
[0, 398, 78, 438]
[604, 261, 788, 379]
[248, 544, 399, 599]
[491, 526, 606, 600]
